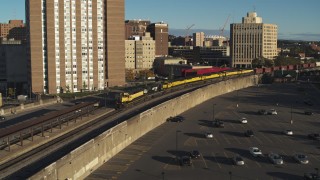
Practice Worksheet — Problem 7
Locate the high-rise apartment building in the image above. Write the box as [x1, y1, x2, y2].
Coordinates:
[230, 12, 278, 68]
[125, 20, 151, 40]
[125, 32, 155, 69]
[193, 32, 205, 47]
[147, 22, 168, 57]
[25, 0, 125, 94]
[0, 20, 26, 41]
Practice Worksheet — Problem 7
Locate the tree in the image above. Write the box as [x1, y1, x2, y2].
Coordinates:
[83, 81, 87, 90]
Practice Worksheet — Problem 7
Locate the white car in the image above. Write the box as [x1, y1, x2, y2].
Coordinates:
[205, 132, 213, 138]
[232, 156, 245, 166]
[268, 109, 277, 115]
[283, 130, 293, 136]
[239, 117, 248, 124]
[268, 152, 283, 165]
[249, 147, 263, 157]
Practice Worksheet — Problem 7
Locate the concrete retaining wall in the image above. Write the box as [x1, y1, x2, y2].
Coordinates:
[29, 75, 257, 180]
[0, 98, 58, 116]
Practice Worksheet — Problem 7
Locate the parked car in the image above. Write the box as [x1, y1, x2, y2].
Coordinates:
[188, 150, 201, 159]
[180, 156, 192, 166]
[268, 153, 283, 165]
[305, 111, 313, 115]
[0, 116, 5, 121]
[268, 109, 278, 115]
[249, 147, 263, 157]
[232, 156, 245, 166]
[205, 132, 213, 138]
[303, 172, 320, 180]
[244, 130, 254, 137]
[293, 153, 309, 164]
[258, 109, 268, 115]
[283, 130, 293, 136]
[239, 117, 248, 124]
[213, 120, 224, 128]
[308, 133, 320, 141]
[304, 100, 314, 106]
[167, 116, 185, 122]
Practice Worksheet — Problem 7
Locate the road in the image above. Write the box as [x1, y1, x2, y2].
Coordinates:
[88, 83, 320, 180]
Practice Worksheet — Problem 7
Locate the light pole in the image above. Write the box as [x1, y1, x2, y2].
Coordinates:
[176, 130, 181, 161]
[236, 90, 239, 108]
[213, 104, 216, 122]
[290, 104, 293, 124]
[229, 171, 232, 180]
[315, 168, 319, 177]
[161, 171, 165, 180]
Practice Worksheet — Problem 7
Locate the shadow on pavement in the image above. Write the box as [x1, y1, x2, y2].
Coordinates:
[259, 130, 283, 136]
[220, 131, 244, 137]
[151, 156, 177, 166]
[184, 132, 205, 138]
[167, 150, 189, 157]
[203, 155, 232, 166]
[238, 111, 259, 115]
[198, 119, 212, 127]
[266, 171, 301, 180]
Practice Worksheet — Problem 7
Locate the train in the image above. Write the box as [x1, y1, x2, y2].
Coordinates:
[118, 69, 254, 104]
[117, 62, 319, 105]
[254, 62, 319, 74]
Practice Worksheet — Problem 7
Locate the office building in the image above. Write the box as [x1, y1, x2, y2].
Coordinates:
[147, 22, 168, 57]
[0, 40, 28, 96]
[125, 19, 151, 40]
[230, 12, 278, 68]
[26, 0, 125, 94]
[125, 32, 155, 69]
[0, 20, 26, 41]
[193, 32, 205, 47]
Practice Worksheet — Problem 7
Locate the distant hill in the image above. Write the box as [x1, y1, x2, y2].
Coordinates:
[169, 28, 230, 38]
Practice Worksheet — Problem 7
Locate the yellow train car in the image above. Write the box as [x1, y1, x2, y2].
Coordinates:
[121, 91, 144, 103]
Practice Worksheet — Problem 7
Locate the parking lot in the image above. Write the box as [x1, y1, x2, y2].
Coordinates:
[88, 83, 320, 180]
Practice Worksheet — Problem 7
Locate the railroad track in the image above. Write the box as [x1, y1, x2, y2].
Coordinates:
[0, 74, 249, 179]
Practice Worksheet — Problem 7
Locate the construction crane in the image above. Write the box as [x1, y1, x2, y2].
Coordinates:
[185, 24, 195, 46]
[219, 15, 230, 37]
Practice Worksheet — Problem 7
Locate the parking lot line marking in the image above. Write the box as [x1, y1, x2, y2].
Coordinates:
[211, 152, 222, 169]
[309, 153, 320, 162]
[223, 152, 234, 168]
[243, 137, 251, 144]
[222, 134, 231, 144]
[213, 136, 220, 145]
[259, 132, 273, 143]
[232, 136, 241, 144]
[255, 161, 262, 168]
[229, 122, 236, 129]
[253, 136, 263, 144]
[201, 153, 208, 169]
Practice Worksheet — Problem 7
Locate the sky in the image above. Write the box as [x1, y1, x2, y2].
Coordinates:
[1, 0, 319, 41]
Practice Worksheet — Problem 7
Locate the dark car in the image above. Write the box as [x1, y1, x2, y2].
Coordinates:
[244, 130, 254, 137]
[167, 116, 184, 122]
[304, 172, 320, 180]
[188, 150, 200, 159]
[258, 109, 268, 115]
[0, 116, 5, 121]
[305, 111, 313, 115]
[180, 156, 192, 166]
[213, 120, 224, 128]
[308, 133, 320, 141]
[304, 100, 314, 106]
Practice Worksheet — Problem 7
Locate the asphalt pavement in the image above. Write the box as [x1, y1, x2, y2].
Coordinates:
[88, 83, 320, 180]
